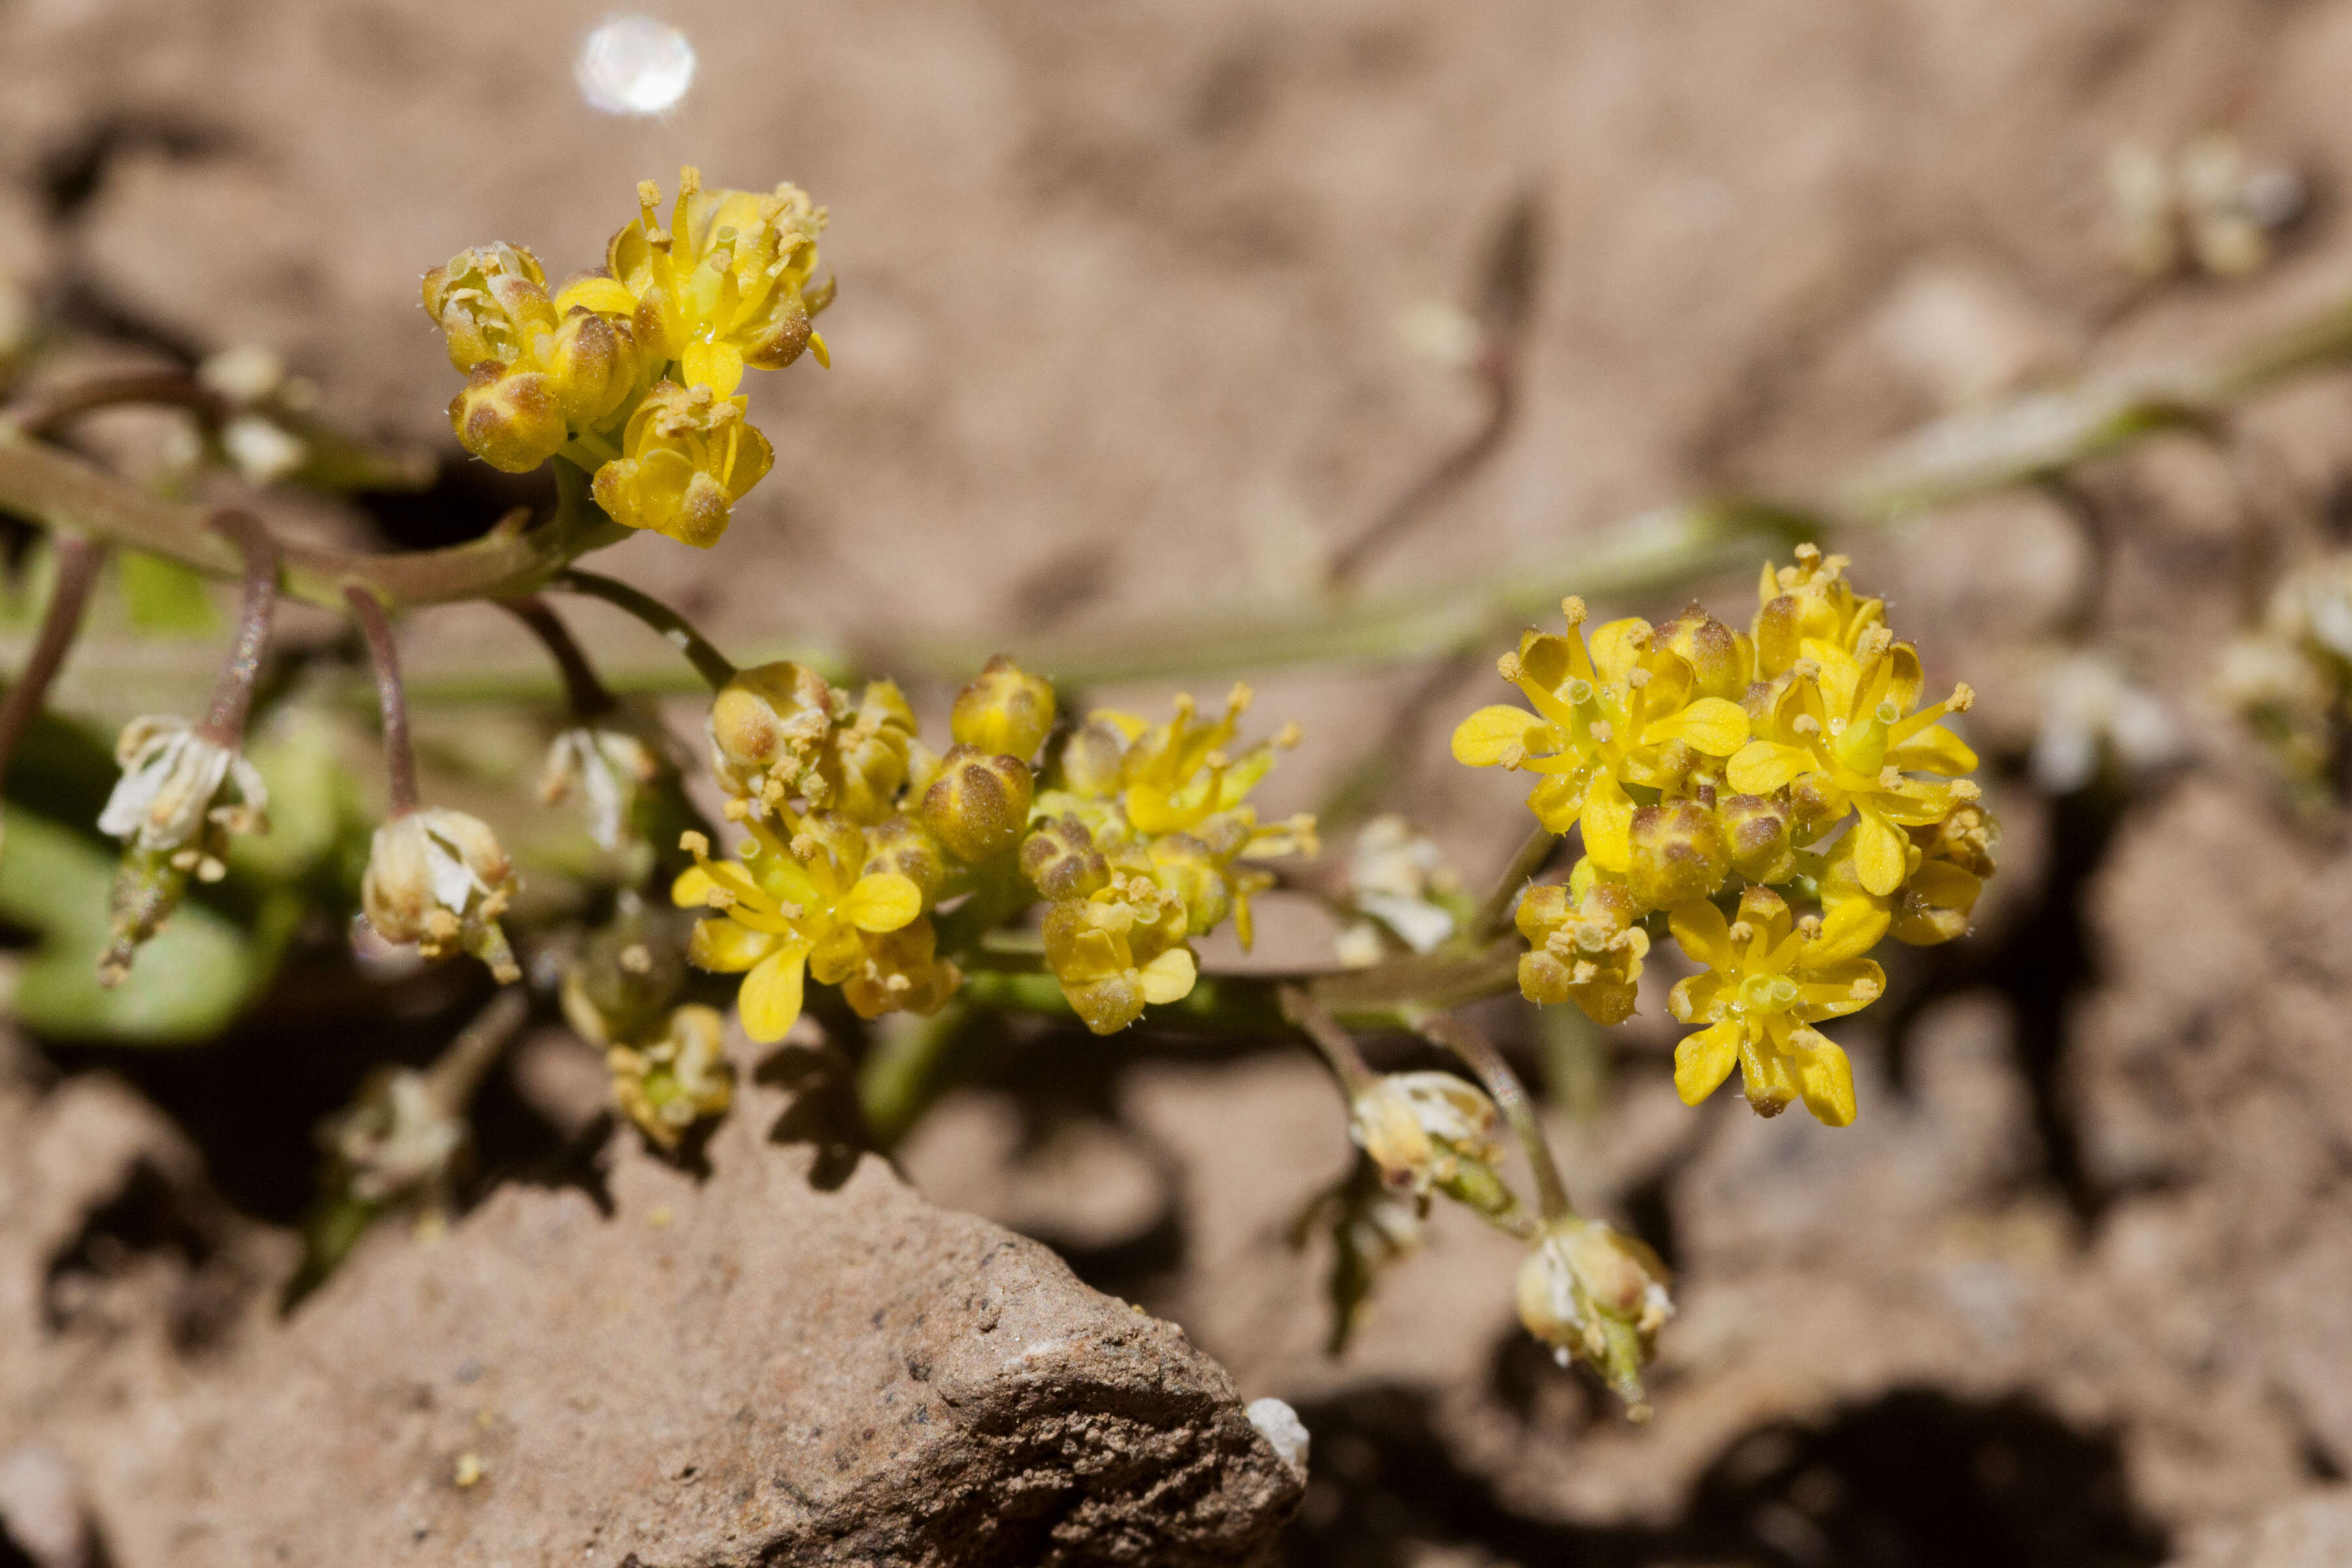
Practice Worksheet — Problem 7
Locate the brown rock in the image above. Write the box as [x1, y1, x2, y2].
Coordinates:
[5, 1049, 1299, 1567]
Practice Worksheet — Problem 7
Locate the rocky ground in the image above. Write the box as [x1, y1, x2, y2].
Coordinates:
[5, 0, 2352, 1562]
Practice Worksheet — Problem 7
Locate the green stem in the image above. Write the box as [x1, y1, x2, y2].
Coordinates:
[1278, 983, 1376, 1096]
[555, 568, 738, 690]
[1417, 1011, 1573, 1223]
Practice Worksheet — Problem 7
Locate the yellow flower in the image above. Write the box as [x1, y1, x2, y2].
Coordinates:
[424, 243, 644, 470]
[672, 817, 924, 1043]
[607, 167, 832, 398]
[1726, 629, 1978, 896]
[1665, 887, 1883, 1127]
[1752, 544, 1886, 678]
[1514, 873, 1649, 1025]
[1452, 598, 1750, 871]
[591, 380, 774, 547]
[1039, 869, 1198, 1034]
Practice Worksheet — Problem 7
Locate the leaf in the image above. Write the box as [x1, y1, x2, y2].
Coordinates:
[118, 550, 221, 634]
[0, 809, 253, 1043]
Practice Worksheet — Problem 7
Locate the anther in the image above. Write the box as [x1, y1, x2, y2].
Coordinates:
[1561, 595, 1588, 626]
[1950, 682, 1976, 713]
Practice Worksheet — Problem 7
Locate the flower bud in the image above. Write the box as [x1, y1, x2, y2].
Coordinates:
[1716, 792, 1793, 885]
[1516, 877, 1648, 1025]
[824, 680, 918, 823]
[1625, 802, 1727, 911]
[449, 364, 567, 474]
[1021, 813, 1108, 901]
[1057, 717, 1132, 799]
[839, 918, 963, 1020]
[540, 307, 639, 427]
[921, 744, 1034, 864]
[708, 660, 835, 803]
[951, 655, 1057, 760]
[591, 380, 774, 548]
[1653, 605, 1754, 702]
[609, 1004, 734, 1150]
[1349, 1071, 1507, 1202]
[422, 242, 554, 374]
[1516, 1216, 1673, 1416]
[864, 814, 951, 904]
[361, 808, 522, 983]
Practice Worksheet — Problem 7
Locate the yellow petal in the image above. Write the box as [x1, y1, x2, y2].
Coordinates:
[808, 329, 830, 368]
[1668, 899, 1737, 973]
[1673, 1021, 1741, 1105]
[1642, 696, 1748, 757]
[1526, 772, 1589, 833]
[682, 340, 746, 398]
[1580, 766, 1634, 872]
[689, 915, 776, 973]
[1452, 705, 1542, 767]
[553, 276, 640, 317]
[1587, 619, 1652, 686]
[1786, 1026, 1857, 1127]
[738, 947, 809, 1043]
[1888, 725, 1978, 776]
[1810, 896, 1889, 964]
[843, 872, 923, 933]
[672, 864, 717, 908]
[1139, 945, 1198, 1005]
[1727, 741, 1815, 795]
[1851, 809, 1908, 896]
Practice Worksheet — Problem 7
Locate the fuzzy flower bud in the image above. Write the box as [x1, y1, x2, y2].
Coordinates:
[1625, 801, 1727, 911]
[591, 380, 774, 548]
[1652, 604, 1754, 702]
[448, 363, 567, 474]
[951, 655, 1058, 760]
[1715, 792, 1794, 885]
[1021, 813, 1109, 902]
[921, 745, 1034, 865]
[1348, 1071, 1509, 1207]
[709, 660, 836, 800]
[1516, 1216, 1674, 1417]
[422, 243, 555, 374]
[1039, 873, 1196, 1034]
[361, 809, 522, 983]
[610, 1003, 734, 1150]
[864, 815, 951, 904]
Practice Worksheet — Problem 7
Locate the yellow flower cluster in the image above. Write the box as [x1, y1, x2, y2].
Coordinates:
[672, 658, 1315, 1043]
[1456, 546, 1995, 1126]
[1024, 685, 1316, 1034]
[422, 167, 829, 547]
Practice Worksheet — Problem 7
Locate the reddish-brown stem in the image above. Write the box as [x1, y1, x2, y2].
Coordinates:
[7, 370, 229, 442]
[1417, 1012, 1573, 1222]
[199, 510, 282, 743]
[0, 535, 105, 792]
[500, 596, 616, 720]
[345, 585, 418, 816]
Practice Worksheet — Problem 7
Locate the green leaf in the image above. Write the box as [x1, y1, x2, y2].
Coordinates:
[0, 809, 253, 1043]
[118, 550, 221, 634]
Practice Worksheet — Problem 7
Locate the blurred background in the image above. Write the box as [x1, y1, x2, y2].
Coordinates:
[8, 1, 2352, 1564]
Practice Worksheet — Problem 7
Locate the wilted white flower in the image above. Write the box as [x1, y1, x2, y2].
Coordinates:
[1335, 815, 1460, 966]
[1516, 1216, 1674, 1416]
[329, 1067, 465, 1205]
[361, 808, 521, 982]
[1348, 1070, 1505, 1199]
[539, 725, 662, 851]
[96, 715, 267, 877]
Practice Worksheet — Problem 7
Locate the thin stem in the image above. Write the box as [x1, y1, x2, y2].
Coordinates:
[500, 595, 616, 720]
[199, 509, 281, 742]
[6, 370, 229, 442]
[1416, 1012, 1573, 1223]
[555, 568, 737, 690]
[1279, 983, 1377, 1096]
[0, 534, 104, 792]
[1470, 823, 1559, 943]
[345, 586, 418, 816]
[423, 987, 533, 1112]
[1328, 338, 1519, 586]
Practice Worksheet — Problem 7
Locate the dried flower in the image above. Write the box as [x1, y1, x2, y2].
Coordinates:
[610, 1003, 734, 1149]
[1516, 1217, 1673, 1416]
[540, 725, 663, 851]
[97, 715, 267, 875]
[361, 809, 523, 983]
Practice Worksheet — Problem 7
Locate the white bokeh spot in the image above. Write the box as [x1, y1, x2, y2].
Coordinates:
[576, 16, 696, 117]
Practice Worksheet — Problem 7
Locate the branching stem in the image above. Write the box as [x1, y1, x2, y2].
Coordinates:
[345, 586, 419, 816]
[5, 370, 228, 442]
[200, 509, 281, 743]
[555, 568, 737, 690]
[1416, 1012, 1573, 1223]
[1279, 983, 1377, 1096]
